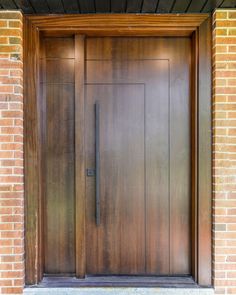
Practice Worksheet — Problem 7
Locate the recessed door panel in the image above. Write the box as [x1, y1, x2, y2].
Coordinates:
[85, 37, 191, 276]
[41, 37, 76, 274]
[85, 84, 146, 274]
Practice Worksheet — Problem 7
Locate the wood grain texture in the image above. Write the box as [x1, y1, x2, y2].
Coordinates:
[85, 37, 191, 276]
[43, 83, 75, 273]
[24, 14, 212, 286]
[25, 14, 209, 37]
[85, 83, 146, 274]
[42, 37, 74, 58]
[169, 38, 191, 275]
[27, 14, 208, 28]
[41, 28, 197, 38]
[24, 16, 43, 285]
[198, 17, 212, 287]
[190, 31, 199, 282]
[75, 35, 86, 278]
[41, 37, 76, 274]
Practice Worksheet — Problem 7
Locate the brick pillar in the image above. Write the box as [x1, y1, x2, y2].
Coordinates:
[213, 9, 236, 295]
[0, 11, 24, 295]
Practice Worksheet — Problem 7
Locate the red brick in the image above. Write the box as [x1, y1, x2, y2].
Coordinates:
[1, 287, 23, 294]
[1, 127, 23, 135]
[0, 29, 21, 37]
[10, 70, 22, 77]
[0, 36, 8, 44]
[0, 45, 21, 53]
[0, 280, 13, 287]
[1, 110, 22, 118]
[8, 21, 21, 28]
[0, 85, 14, 93]
[1, 143, 23, 151]
[215, 11, 228, 19]
[0, 231, 23, 239]
[0, 119, 14, 126]
[9, 103, 23, 110]
[229, 12, 236, 19]
[0, 199, 22, 207]
[216, 21, 236, 28]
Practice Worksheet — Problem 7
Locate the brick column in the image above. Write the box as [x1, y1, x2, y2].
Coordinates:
[213, 9, 236, 295]
[0, 11, 24, 295]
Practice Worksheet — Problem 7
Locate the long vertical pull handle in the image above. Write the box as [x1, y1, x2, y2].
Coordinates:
[95, 101, 100, 226]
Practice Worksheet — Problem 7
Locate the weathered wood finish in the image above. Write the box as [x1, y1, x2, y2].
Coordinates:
[24, 14, 212, 287]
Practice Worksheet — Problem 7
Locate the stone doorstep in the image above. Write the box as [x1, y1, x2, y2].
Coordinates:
[24, 288, 215, 295]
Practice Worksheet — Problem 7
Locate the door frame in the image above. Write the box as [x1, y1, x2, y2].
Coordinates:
[24, 14, 212, 287]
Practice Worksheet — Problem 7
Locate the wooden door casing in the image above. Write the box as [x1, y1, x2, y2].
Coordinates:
[24, 15, 212, 286]
[85, 37, 191, 276]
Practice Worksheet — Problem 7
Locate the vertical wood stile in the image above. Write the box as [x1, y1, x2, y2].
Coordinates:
[24, 17, 43, 284]
[198, 17, 212, 286]
[191, 30, 198, 282]
[75, 35, 86, 278]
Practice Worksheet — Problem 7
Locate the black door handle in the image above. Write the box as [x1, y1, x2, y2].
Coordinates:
[95, 101, 100, 226]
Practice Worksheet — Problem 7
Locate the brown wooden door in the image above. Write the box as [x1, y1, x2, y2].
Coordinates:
[40, 36, 191, 277]
[85, 37, 191, 276]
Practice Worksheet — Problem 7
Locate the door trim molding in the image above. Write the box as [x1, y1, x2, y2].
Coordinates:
[24, 14, 212, 287]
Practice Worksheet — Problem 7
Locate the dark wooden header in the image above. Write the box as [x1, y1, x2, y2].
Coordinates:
[0, 0, 235, 14]
[24, 14, 209, 37]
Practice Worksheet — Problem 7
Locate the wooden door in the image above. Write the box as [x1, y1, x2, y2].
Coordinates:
[25, 15, 212, 286]
[40, 36, 191, 277]
[85, 37, 192, 276]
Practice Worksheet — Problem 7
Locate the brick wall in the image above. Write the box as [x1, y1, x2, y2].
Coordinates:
[213, 9, 236, 295]
[0, 11, 24, 295]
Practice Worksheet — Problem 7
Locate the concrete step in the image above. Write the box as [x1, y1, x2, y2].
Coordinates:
[24, 287, 215, 295]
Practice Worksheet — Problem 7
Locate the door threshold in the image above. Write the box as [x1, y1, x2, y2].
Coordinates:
[26, 275, 203, 288]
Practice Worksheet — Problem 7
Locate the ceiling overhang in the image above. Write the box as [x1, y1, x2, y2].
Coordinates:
[0, 0, 235, 14]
